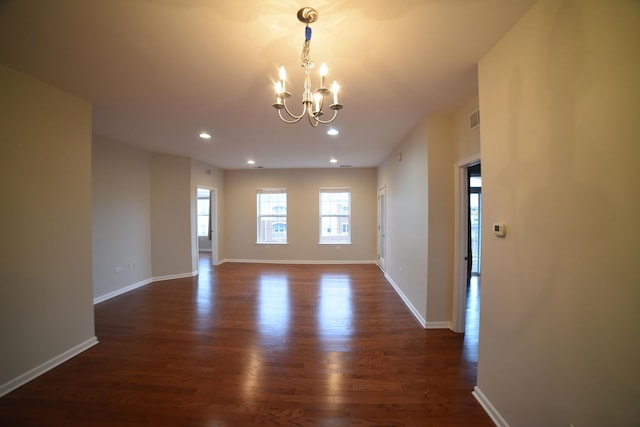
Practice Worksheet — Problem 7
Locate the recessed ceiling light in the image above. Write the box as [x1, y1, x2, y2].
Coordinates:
[199, 132, 212, 140]
[330, 158, 338, 163]
[247, 160, 255, 165]
[327, 128, 339, 136]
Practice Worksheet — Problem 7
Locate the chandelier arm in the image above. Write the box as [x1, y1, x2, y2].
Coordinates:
[312, 108, 339, 124]
[307, 114, 320, 127]
[278, 108, 304, 124]
[280, 99, 309, 121]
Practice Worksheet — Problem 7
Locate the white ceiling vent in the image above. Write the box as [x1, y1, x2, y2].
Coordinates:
[469, 110, 480, 130]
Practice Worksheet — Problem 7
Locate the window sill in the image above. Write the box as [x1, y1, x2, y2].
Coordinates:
[255, 242, 289, 246]
[317, 242, 352, 246]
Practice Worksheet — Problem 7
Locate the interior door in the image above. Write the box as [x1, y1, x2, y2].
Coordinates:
[377, 186, 386, 271]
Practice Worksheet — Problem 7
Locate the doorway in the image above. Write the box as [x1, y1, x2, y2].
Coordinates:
[452, 157, 481, 334]
[464, 164, 481, 355]
[377, 186, 386, 271]
[196, 187, 217, 265]
[468, 164, 482, 277]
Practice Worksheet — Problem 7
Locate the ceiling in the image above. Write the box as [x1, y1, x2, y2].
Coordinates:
[0, 0, 535, 169]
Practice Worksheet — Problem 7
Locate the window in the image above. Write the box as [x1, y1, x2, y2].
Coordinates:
[319, 188, 351, 244]
[197, 188, 211, 238]
[257, 188, 287, 244]
[469, 175, 482, 274]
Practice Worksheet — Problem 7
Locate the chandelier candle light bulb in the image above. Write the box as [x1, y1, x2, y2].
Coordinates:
[319, 63, 327, 88]
[279, 66, 287, 92]
[274, 81, 283, 105]
[272, 7, 343, 127]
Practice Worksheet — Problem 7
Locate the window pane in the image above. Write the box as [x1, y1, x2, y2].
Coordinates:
[197, 188, 211, 238]
[272, 222, 287, 240]
[258, 193, 287, 215]
[258, 217, 287, 243]
[470, 193, 481, 274]
[320, 192, 350, 215]
[257, 189, 287, 243]
[197, 188, 210, 198]
[197, 199, 209, 216]
[319, 189, 351, 244]
[320, 217, 350, 243]
[197, 216, 209, 237]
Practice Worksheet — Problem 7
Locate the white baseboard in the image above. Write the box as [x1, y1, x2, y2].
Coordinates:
[425, 321, 453, 329]
[152, 271, 198, 282]
[94, 271, 198, 305]
[473, 386, 510, 427]
[223, 259, 378, 265]
[0, 337, 98, 398]
[93, 278, 152, 304]
[383, 272, 427, 328]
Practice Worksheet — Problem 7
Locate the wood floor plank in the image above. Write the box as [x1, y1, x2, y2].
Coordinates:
[0, 259, 491, 426]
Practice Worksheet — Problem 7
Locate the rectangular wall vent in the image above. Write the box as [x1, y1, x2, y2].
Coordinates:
[469, 110, 480, 130]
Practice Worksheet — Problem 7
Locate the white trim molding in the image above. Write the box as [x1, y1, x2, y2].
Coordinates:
[93, 278, 152, 305]
[223, 259, 377, 265]
[384, 272, 427, 328]
[425, 321, 453, 330]
[472, 386, 511, 427]
[94, 271, 198, 305]
[0, 337, 98, 398]
[152, 271, 198, 282]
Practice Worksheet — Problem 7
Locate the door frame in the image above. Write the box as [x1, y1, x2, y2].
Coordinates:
[452, 154, 480, 333]
[196, 186, 218, 266]
[377, 186, 387, 272]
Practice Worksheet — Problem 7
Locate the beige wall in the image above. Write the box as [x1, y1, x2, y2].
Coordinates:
[377, 119, 430, 324]
[377, 114, 459, 327]
[453, 96, 481, 161]
[224, 168, 377, 262]
[476, 1, 640, 426]
[0, 65, 96, 390]
[92, 136, 152, 301]
[150, 153, 194, 278]
[93, 146, 221, 301]
[426, 115, 456, 323]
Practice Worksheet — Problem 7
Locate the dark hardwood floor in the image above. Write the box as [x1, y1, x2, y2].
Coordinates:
[0, 255, 491, 426]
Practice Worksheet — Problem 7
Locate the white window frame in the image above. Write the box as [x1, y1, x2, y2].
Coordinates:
[257, 188, 287, 244]
[318, 188, 351, 245]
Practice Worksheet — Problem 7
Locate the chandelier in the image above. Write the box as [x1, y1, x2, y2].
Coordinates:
[272, 7, 343, 126]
